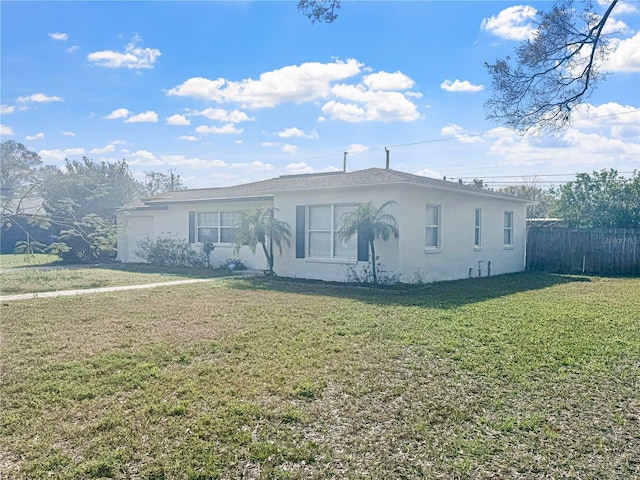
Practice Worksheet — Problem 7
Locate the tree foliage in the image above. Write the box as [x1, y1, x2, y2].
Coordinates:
[142, 171, 186, 197]
[552, 169, 640, 228]
[496, 181, 558, 219]
[0, 140, 43, 222]
[485, 0, 620, 133]
[35, 157, 142, 261]
[337, 200, 399, 285]
[297, 0, 340, 24]
[233, 206, 291, 273]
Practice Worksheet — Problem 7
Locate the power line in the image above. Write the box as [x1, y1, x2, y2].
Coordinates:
[296, 108, 640, 165]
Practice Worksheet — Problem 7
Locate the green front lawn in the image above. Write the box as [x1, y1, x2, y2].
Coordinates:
[1, 273, 638, 479]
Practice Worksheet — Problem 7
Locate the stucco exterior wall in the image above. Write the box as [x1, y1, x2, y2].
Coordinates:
[272, 183, 527, 283]
[117, 180, 527, 284]
[117, 199, 274, 270]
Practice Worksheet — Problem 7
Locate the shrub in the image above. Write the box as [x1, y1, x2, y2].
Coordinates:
[136, 234, 205, 268]
[219, 258, 247, 272]
[344, 260, 399, 286]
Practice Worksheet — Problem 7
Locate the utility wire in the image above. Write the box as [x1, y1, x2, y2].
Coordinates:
[296, 108, 640, 165]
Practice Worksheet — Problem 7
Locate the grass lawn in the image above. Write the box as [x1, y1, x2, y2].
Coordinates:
[0, 253, 61, 268]
[1, 272, 639, 479]
[0, 259, 228, 295]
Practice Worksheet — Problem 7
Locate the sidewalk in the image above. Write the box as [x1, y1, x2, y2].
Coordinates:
[0, 273, 259, 302]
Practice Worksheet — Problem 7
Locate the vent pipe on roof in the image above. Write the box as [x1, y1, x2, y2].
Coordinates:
[385, 147, 390, 169]
[343, 152, 348, 172]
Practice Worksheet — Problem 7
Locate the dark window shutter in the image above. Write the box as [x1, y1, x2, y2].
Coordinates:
[189, 211, 196, 243]
[357, 228, 368, 262]
[295, 206, 305, 258]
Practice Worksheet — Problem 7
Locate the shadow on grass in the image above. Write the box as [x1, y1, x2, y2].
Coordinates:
[227, 271, 591, 309]
[95, 262, 228, 279]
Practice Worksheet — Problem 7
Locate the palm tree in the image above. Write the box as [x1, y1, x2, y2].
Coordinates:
[337, 200, 399, 284]
[233, 205, 291, 274]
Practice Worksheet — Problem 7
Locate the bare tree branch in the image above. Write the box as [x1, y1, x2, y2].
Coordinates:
[485, 0, 619, 134]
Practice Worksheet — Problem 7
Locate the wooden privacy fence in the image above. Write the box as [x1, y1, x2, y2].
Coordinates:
[526, 227, 640, 275]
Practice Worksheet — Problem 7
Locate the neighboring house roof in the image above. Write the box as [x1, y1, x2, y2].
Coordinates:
[118, 168, 530, 211]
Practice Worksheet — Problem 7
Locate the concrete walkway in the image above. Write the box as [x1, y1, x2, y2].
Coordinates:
[0, 273, 258, 302]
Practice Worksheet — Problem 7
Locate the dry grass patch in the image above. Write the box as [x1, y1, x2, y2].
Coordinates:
[1, 273, 639, 479]
[0, 262, 226, 295]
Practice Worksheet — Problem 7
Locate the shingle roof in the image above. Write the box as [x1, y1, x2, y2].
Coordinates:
[119, 168, 530, 210]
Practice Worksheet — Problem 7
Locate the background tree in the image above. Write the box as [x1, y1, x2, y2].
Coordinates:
[485, 0, 620, 133]
[142, 171, 187, 197]
[0, 140, 43, 221]
[233, 206, 291, 273]
[496, 179, 558, 219]
[552, 169, 640, 227]
[38, 157, 142, 261]
[337, 200, 399, 285]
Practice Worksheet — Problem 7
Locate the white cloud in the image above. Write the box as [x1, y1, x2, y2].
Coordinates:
[486, 109, 640, 167]
[124, 111, 158, 123]
[282, 144, 299, 154]
[167, 58, 363, 108]
[161, 155, 228, 169]
[26, 133, 45, 140]
[414, 168, 443, 179]
[481, 5, 537, 41]
[195, 124, 243, 134]
[440, 79, 484, 93]
[60, 131, 76, 137]
[90, 144, 116, 154]
[166, 114, 190, 126]
[1, 124, 15, 136]
[179, 135, 199, 141]
[363, 71, 415, 91]
[440, 123, 484, 143]
[105, 108, 130, 120]
[323, 85, 421, 122]
[229, 161, 274, 172]
[285, 162, 316, 174]
[38, 148, 86, 162]
[192, 107, 254, 124]
[346, 143, 369, 153]
[1, 105, 15, 114]
[48, 32, 68, 41]
[602, 0, 638, 15]
[88, 36, 161, 70]
[66, 45, 80, 53]
[277, 127, 319, 139]
[284, 163, 340, 175]
[602, 32, 640, 72]
[17, 93, 63, 103]
[126, 149, 163, 166]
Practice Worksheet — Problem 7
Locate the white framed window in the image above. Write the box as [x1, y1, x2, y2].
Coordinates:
[504, 211, 513, 246]
[197, 211, 240, 243]
[425, 204, 440, 249]
[307, 204, 357, 259]
[474, 208, 482, 248]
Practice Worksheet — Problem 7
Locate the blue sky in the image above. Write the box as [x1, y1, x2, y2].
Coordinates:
[1, 1, 639, 189]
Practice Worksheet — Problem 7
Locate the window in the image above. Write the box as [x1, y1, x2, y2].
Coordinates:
[474, 208, 482, 248]
[197, 212, 218, 243]
[425, 204, 440, 249]
[196, 211, 240, 243]
[220, 211, 240, 243]
[307, 204, 357, 259]
[504, 211, 513, 246]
